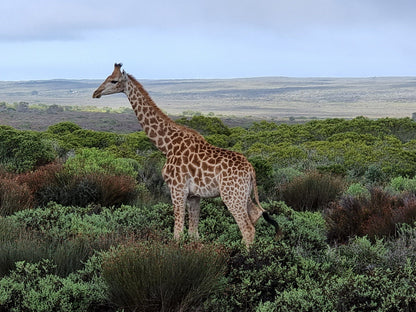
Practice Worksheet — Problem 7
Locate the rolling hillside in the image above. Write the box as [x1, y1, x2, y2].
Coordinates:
[1, 77, 416, 132]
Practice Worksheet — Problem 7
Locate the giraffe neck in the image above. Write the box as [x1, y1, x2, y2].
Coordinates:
[125, 74, 202, 155]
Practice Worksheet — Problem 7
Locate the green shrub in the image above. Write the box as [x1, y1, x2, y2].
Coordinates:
[0, 217, 119, 278]
[64, 148, 139, 179]
[59, 128, 121, 149]
[136, 151, 169, 202]
[280, 171, 345, 211]
[205, 202, 328, 312]
[344, 182, 370, 199]
[8, 202, 174, 244]
[389, 176, 416, 194]
[271, 167, 303, 200]
[0, 128, 56, 173]
[102, 240, 225, 312]
[176, 115, 231, 136]
[0, 259, 107, 312]
[272, 167, 303, 185]
[249, 156, 275, 201]
[326, 233, 416, 311]
[109, 203, 174, 238]
[364, 164, 387, 184]
[46, 121, 82, 135]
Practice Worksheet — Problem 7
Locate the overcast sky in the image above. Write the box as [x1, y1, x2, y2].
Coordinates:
[1, 0, 415, 80]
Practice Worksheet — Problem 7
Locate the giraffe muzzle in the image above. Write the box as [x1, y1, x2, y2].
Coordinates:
[92, 90, 102, 98]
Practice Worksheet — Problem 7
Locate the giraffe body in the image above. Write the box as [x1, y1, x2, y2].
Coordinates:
[93, 64, 278, 246]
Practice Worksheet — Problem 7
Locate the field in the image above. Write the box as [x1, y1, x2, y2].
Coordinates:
[2, 77, 416, 311]
[1, 76, 416, 132]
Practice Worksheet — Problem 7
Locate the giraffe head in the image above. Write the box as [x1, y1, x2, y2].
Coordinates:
[92, 63, 127, 98]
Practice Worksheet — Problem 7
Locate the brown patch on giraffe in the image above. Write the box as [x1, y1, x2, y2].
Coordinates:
[182, 149, 190, 158]
[207, 158, 216, 165]
[188, 164, 196, 177]
[171, 137, 182, 146]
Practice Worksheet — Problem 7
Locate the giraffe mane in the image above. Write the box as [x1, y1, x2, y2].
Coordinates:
[127, 74, 207, 141]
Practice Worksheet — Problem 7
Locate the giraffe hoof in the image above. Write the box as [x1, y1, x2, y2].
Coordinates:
[275, 229, 283, 240]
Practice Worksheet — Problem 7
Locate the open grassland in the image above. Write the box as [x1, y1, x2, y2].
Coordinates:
[3, 116, 416, 311]
[1, 76, 416, 123]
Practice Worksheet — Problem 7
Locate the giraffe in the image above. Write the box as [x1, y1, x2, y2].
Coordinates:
[93, 63, 279, 247]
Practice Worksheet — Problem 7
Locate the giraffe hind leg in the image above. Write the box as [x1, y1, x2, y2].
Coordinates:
[224, 200, 256, 247]
[247, 200, 264, 224]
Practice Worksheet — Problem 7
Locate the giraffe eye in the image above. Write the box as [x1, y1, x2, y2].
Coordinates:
[111, 80, 118, 84]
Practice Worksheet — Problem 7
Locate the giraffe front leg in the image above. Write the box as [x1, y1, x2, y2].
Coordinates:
[187, 196, 201, 239]
[171, 190, 187, 241]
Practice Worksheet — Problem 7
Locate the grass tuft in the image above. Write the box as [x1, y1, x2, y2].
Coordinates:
[102, 240, 225, 312]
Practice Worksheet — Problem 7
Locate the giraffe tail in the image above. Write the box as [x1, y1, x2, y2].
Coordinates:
[251, 171, 280, 236]
[262, 211, 280, 236]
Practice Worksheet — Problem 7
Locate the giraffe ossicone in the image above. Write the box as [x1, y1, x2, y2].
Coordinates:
[93, 63, 280, 247]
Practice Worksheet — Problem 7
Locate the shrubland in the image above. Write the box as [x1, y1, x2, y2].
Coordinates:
[1, 116, 416, 311]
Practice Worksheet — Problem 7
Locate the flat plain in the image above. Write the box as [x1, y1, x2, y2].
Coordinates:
[1, 77, 416, 131]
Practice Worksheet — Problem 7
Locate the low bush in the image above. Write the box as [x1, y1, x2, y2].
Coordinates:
[36, 172, 138, 208]
[280, 171, 345, 211]
[344, 182, 370, 199]
[3, 197, 416, 311]
[136, 151, 170, 203]
[389, 176, 416, 194]
[0, 258, 107, 312]
[102, 240, 225, 312]
[15, 162, 63, 195]
[326, 188, 416, 243]
[64, 148, 139, 179]
[216, 222, 416, 312]
[324, 232, 416, 312]
[205, 202, 328, 312]
[364, 164, 387, 184]
[0, 217, 121, 278]
[0, 127, 56, 173]
[1, 162, 138, 212]
[0, 177, 33, 216]
[8, 202, 174, 241]
[176, 115, 231, 136]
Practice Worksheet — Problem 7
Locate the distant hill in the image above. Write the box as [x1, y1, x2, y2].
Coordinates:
[1, 77, 416, 119]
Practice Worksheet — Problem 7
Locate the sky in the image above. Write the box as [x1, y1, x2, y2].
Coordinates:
[1, 0, 416, 80]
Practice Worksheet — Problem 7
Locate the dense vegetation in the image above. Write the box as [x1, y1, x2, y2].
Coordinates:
[1, 116, 416, 311]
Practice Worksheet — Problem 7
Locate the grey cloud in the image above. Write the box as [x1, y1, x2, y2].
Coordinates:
[2, 0, 416, 41]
